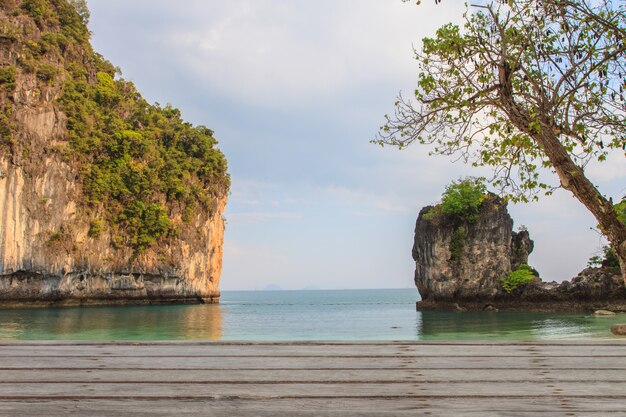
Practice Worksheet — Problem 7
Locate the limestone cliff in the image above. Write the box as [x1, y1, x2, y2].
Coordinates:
[413, 195, 626, 312]
[413, 194, 532, 302]
[0, 1, 228, 306]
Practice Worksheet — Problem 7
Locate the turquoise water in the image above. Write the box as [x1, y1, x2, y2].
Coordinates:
[0, 289, 624, 340]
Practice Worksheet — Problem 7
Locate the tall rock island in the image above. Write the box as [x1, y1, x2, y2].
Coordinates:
[413, 186, 626, 312]
[414, 194, 533, 303]
[0, 1, 229, 306]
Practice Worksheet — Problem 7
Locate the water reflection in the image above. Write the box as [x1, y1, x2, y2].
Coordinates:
[1, 289, 625, 341]
[0, 303, 223, 340]
[416, 310, 625, 340]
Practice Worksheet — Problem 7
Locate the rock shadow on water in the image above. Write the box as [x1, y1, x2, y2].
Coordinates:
[0, 303, 223, 340]
[415, 310, 626, 340]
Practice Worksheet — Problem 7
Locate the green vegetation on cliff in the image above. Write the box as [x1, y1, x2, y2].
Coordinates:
[0, 0, 229, 252]
[501, 264, 536, 293]
[424, 178, 488, 262]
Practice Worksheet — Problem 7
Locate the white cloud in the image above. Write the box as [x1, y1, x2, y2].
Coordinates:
[318, 184, 411, 214]
[89, 1, 625, 290]
[148, 0, 466, 107]
[227, 211, 304, 224]
[229, 178, 310, 208]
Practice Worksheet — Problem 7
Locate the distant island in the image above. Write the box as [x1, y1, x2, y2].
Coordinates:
[0, 0, 229, 307]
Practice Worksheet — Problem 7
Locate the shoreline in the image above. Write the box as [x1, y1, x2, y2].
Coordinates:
[416, 299, 626, 313]
[0, 296, 219, 309]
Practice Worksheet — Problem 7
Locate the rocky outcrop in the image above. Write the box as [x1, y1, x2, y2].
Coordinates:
[413, 195, 531, 302]
[0, 2, 227, 307]
[413, 195, 626, 312]
[0, 159, 225, 306]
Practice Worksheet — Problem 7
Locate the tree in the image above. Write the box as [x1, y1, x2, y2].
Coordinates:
[376, 0, 626, 282]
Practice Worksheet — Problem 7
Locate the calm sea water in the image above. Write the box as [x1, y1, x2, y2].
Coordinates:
[0, 289, 624, 340]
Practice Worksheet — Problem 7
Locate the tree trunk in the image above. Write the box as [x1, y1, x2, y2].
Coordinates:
[535, 130, 626, 283]
[498, 66, 626, 283]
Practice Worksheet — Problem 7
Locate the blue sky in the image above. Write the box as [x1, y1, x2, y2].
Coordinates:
[88, 0, 625, 290]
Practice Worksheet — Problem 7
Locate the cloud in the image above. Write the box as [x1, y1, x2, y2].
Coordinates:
[319, 184, 411, 215]
[132, 0, 468, 107]
[89, 1, 626, 291]
[229, 179, 309, 208]
[227, 211, 304, 224]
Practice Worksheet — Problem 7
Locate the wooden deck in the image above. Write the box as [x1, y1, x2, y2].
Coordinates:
[0, 341, 625, 416]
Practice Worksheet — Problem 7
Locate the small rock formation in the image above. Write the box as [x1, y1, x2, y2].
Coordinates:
[413, 194, 532, 302]
[612, 324, 626, 336]
[413, 195, 626, 312]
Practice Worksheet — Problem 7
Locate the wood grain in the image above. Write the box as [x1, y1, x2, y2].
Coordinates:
[1, 341, 625, 416]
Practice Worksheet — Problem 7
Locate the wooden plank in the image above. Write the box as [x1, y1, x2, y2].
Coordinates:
[1, 343, 626, 357]
[0, 381, 625, 398]
[2, 340, 624, 345]
[0, 398, 625, 417]
[1, 355, 625, 369]
[2, 368, 626, 383]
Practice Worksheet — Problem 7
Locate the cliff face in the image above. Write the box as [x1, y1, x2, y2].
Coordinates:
[0, 1, 228, 306]
[413, 195, 626, 312]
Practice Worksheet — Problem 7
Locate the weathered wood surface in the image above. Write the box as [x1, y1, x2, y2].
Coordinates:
[1, 341, 626, 416]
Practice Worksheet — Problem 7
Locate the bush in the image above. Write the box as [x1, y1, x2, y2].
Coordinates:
[36, 63, 57, 82]
[588, 245, 620, 269]
[440, 177, 487, 222]
[88, 219, 105, 238]
[616, 198, 626, 225]
[449, 226, 467, 261]
[47, 229, 64, 246]
[20, 0, 48, 27]
[501, 264, 535, 293]
[587, 199, 625, 270]
[0, 66, 16, 91]
[425, 177, 487, 224]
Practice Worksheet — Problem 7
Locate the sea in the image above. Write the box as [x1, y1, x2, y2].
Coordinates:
[0, 288, 624, 340]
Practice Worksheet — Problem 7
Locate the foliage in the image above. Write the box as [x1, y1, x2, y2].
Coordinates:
[501, 264, 536, 293]
[88, 219, 105, 238]
[67, 0, 89, 25]
[440, 177, 487, 223]
[587, 246, 620, 270]
[377, 0, 626, 279]
[422, 178, 487, 262]
[0, 62, 15, 148]
[19, 0, 90, 51]
[378, 1, 625, 200]
[119, 201, 172, 251]
[616, 198, 626, 225]
[0, 66, 16, 92]
[36, 62, 57, 82]
[47, 230, 64, 245]
[20, 0, 48, 27]
[425, 177, 487, 224]
[58, 65, 229, 252]
[5, 0, 230, 253]
[0, 105, 13, 149]
[588, 199, 626, 270]
[449, 226, 467, 262]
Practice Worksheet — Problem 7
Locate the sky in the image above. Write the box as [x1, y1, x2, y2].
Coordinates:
[87, 0, 626, 291]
